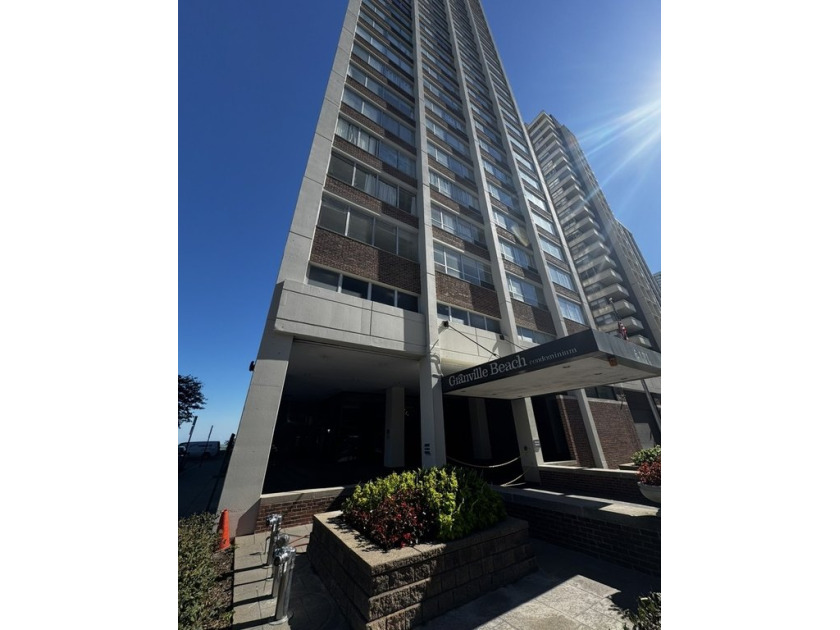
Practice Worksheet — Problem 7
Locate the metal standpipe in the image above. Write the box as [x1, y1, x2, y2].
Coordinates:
[270, 545, 296, 625]
[265, 514, 283, 566]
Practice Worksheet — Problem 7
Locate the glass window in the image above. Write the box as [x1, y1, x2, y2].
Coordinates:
[557, 296, 585, 324]
[396, 292, 418, 311]
[341, 275, 368, 299]
[539, 236, 564, 260]
[347, 211, 373, 243]
[327, 154, 354, 184]
[374, 221, 397, 253]
[308, 267, 340, 291]
[370, 284, 395, 306]
[398, 232, 417, 260]
[450, 307, 469, 326]
[318, 202, 347, 234]
[548, 265, 575, 291]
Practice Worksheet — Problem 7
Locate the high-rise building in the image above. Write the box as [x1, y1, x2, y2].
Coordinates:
[528, 113, 661, 352]
[220, 0, 660, 536]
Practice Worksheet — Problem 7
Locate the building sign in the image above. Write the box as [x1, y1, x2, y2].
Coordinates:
[442, 331, 599, 394]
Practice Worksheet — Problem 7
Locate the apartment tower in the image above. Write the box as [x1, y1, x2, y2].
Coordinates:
[528, 113, 661, 351]
[220, 0, 661, 536]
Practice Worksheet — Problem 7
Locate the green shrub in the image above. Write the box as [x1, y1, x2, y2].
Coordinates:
[620, 591, 661, 630]
[631, 445, 661, 467]
[178, 513, 232, 630]
[342, 466, 506, 549]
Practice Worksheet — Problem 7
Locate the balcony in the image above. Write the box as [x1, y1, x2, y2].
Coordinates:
[562, 216, 598, 238]
[572, 240, 609, 261]
[567, 226, 604, 250]
[592, 299, 636, 319]
[623, 317, 644, 333]
[629, 335, 652, 349]
[559, 197, 590, 223]
[581, 269, 624, 297]
[585, 283, 629, 303]
[576, 255, 617, 275]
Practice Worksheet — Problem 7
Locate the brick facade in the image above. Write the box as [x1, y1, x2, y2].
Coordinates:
[311, 228, 422, 294]
[511, 299, 556, 335]
[501, 494, 660, 576]
[431, 226, 490, 261]
[324, 177, 417, 228]
[435, 272, 501, 318]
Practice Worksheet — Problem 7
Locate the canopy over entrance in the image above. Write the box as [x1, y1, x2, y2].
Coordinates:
[441, 329, 660, 399]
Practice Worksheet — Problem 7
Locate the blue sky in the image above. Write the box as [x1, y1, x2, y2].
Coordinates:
[178, 0, 661, 446]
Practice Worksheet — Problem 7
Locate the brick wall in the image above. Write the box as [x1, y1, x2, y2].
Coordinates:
[563, 318, 589, 334]
[552, 395, 645, 470]
[435, 272, 501, 318]
[432, 226, 490, 261]
[256, 487, 355, 531]
[502, 498, 660, 576]
[511, 300, 556, 335]
[311, 228, 421, 294]
[324, 177, 416, 228]
[536, 466, 656, 506]
[588, 399, 643, 468]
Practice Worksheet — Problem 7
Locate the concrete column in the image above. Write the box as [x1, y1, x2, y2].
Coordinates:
[419, 356, 446, 468]
[468, 398, 492, 460]
[218, 334, 293, 536]
[384, 386, 405, 467]
[641, 379, 661, 432]
[511, 398, 544, 483]
[574, 389, 608, 468]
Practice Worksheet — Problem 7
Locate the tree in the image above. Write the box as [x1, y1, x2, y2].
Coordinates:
[179, 374, 206, 427]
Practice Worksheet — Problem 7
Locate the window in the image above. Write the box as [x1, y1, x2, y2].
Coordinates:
[547, 265, 575, 291]
[532, 213, 557, 235]
[524, 190, 547, 212]
[517, 326, 554, 345]
[355, 26, 413, 75]
[507, 275, 545, 308]
[539, 236, 564, 261]
[487, 182, 518, 210]
[492, 209, 525, 235]
[426, 100, 466, 132]
[426, 119, 468, 156]
[307, 265, 419, 312]
[317, 195, 418, 260]
[336, 118, 416, 177]
[483, 160, 513, 186]
[327, 154, 416, 214]
[427, 143, 474, 181]
[342, 89, 415, 145]
[434, 243, 494, 288]
[432, 205, 486, 246]
[351, 45, 412, 95]
[438, 303, 501, 333]
[557, 296, 585, 324]
[429, 171, 479, 209]
[498, 239, 534, 268]
[347, 65, 414, 119]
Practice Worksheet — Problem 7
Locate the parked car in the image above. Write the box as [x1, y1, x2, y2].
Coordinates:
[179, 441, 221, 459]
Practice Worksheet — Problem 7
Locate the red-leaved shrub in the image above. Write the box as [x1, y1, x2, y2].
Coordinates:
[637, 460, 661, 486]
[346, 488, 436, 549]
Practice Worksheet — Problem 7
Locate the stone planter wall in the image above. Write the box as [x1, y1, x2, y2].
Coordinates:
[538, 464, 659, 506]
[308, 511, 537, 630]
[497, 487, 660, 576]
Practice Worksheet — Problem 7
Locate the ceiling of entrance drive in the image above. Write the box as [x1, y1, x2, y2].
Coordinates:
[283, 340, 421, 401]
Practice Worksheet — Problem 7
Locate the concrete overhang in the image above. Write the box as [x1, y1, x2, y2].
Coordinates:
[441, 329, 660, 399]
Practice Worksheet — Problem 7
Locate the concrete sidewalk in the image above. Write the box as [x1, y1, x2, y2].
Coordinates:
[231, 523, 659, 630]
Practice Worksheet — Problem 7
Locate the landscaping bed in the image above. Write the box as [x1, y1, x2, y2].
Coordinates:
[309, 511, 536, 630]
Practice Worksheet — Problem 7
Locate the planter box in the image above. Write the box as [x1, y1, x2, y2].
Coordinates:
[308, 511, 537, 630]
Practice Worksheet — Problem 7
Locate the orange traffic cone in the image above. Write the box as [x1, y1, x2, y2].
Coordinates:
[218, 509, 231, 551]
